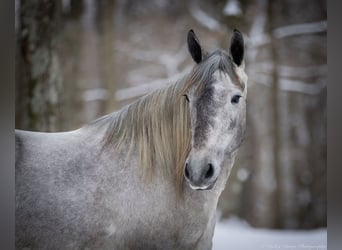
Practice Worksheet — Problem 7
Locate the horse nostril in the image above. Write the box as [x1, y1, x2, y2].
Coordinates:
[205, 163, 214, 179]
[184, 163, 190, 179]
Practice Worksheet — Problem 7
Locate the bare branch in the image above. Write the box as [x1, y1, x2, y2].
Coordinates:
[82, 88, 109, 102]
[115, 43, 188, 77]
[188, 0, 225, 31]
[249, 64, 327, 79]
[279, 78, 326, 95]
[279, 65, 327, 78]
[250, 74, 326, 95]
[273, 20, 327, 39]
[115, 67, 192, 101]
[248, 20, 326, 49]
[114, 43, 161, 62]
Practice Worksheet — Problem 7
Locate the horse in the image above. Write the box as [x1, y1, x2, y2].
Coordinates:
[15, 29, 247, 250]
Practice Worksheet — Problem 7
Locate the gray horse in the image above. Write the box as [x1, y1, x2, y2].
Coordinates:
[16, 29, 247, 250]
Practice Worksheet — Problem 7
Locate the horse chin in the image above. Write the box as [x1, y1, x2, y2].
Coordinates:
[187, 179, 217, 191]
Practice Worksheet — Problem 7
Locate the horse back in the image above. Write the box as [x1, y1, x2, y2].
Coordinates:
[15, 129, 104, 249]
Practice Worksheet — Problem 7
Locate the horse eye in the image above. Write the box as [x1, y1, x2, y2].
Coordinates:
[231, 95, 241, 104]
[183, 94, 190, 102]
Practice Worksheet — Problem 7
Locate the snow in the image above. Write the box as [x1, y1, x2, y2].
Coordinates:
[82, 88, 109, 102]
[223, 0, 242, 17]
[212, 217, 327, 250]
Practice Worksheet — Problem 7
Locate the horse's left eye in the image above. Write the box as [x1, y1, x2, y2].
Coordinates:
[231, 95, 241, 104]
[183, 94, 190, 102]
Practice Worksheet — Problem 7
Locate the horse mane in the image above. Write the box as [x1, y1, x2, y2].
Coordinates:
[100, 77, 191, 193]
[100, 51, 235, 194]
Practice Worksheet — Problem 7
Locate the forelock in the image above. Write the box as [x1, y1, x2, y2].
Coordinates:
[183, 49, 246, 95]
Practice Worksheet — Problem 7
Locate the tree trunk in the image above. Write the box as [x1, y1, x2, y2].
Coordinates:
[238, 0, 326, 229]
[16, 0, 63, 131]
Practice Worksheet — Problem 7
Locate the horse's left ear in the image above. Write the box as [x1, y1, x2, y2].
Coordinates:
[187, 29, 202, 64]
[229, 29, 244, 67]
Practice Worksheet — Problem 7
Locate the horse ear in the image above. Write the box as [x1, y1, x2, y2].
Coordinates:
[187, 29, 202, 64]
[229, 29, 244, 67]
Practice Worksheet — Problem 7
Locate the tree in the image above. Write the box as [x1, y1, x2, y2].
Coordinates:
[16, 0, 63, 131]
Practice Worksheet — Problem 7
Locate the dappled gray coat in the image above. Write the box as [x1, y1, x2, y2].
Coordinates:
[15, 29, 247, 250]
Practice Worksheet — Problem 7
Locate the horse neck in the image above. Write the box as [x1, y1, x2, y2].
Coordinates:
[94, 80, 191, 193]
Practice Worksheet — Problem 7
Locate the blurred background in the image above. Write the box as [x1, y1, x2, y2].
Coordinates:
[15, 0, 326, 237]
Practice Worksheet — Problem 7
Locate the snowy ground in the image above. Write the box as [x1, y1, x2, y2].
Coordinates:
[212, 217, 327, 250]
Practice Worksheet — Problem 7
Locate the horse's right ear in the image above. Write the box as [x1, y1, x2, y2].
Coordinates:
[187, 29, 202, 64]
